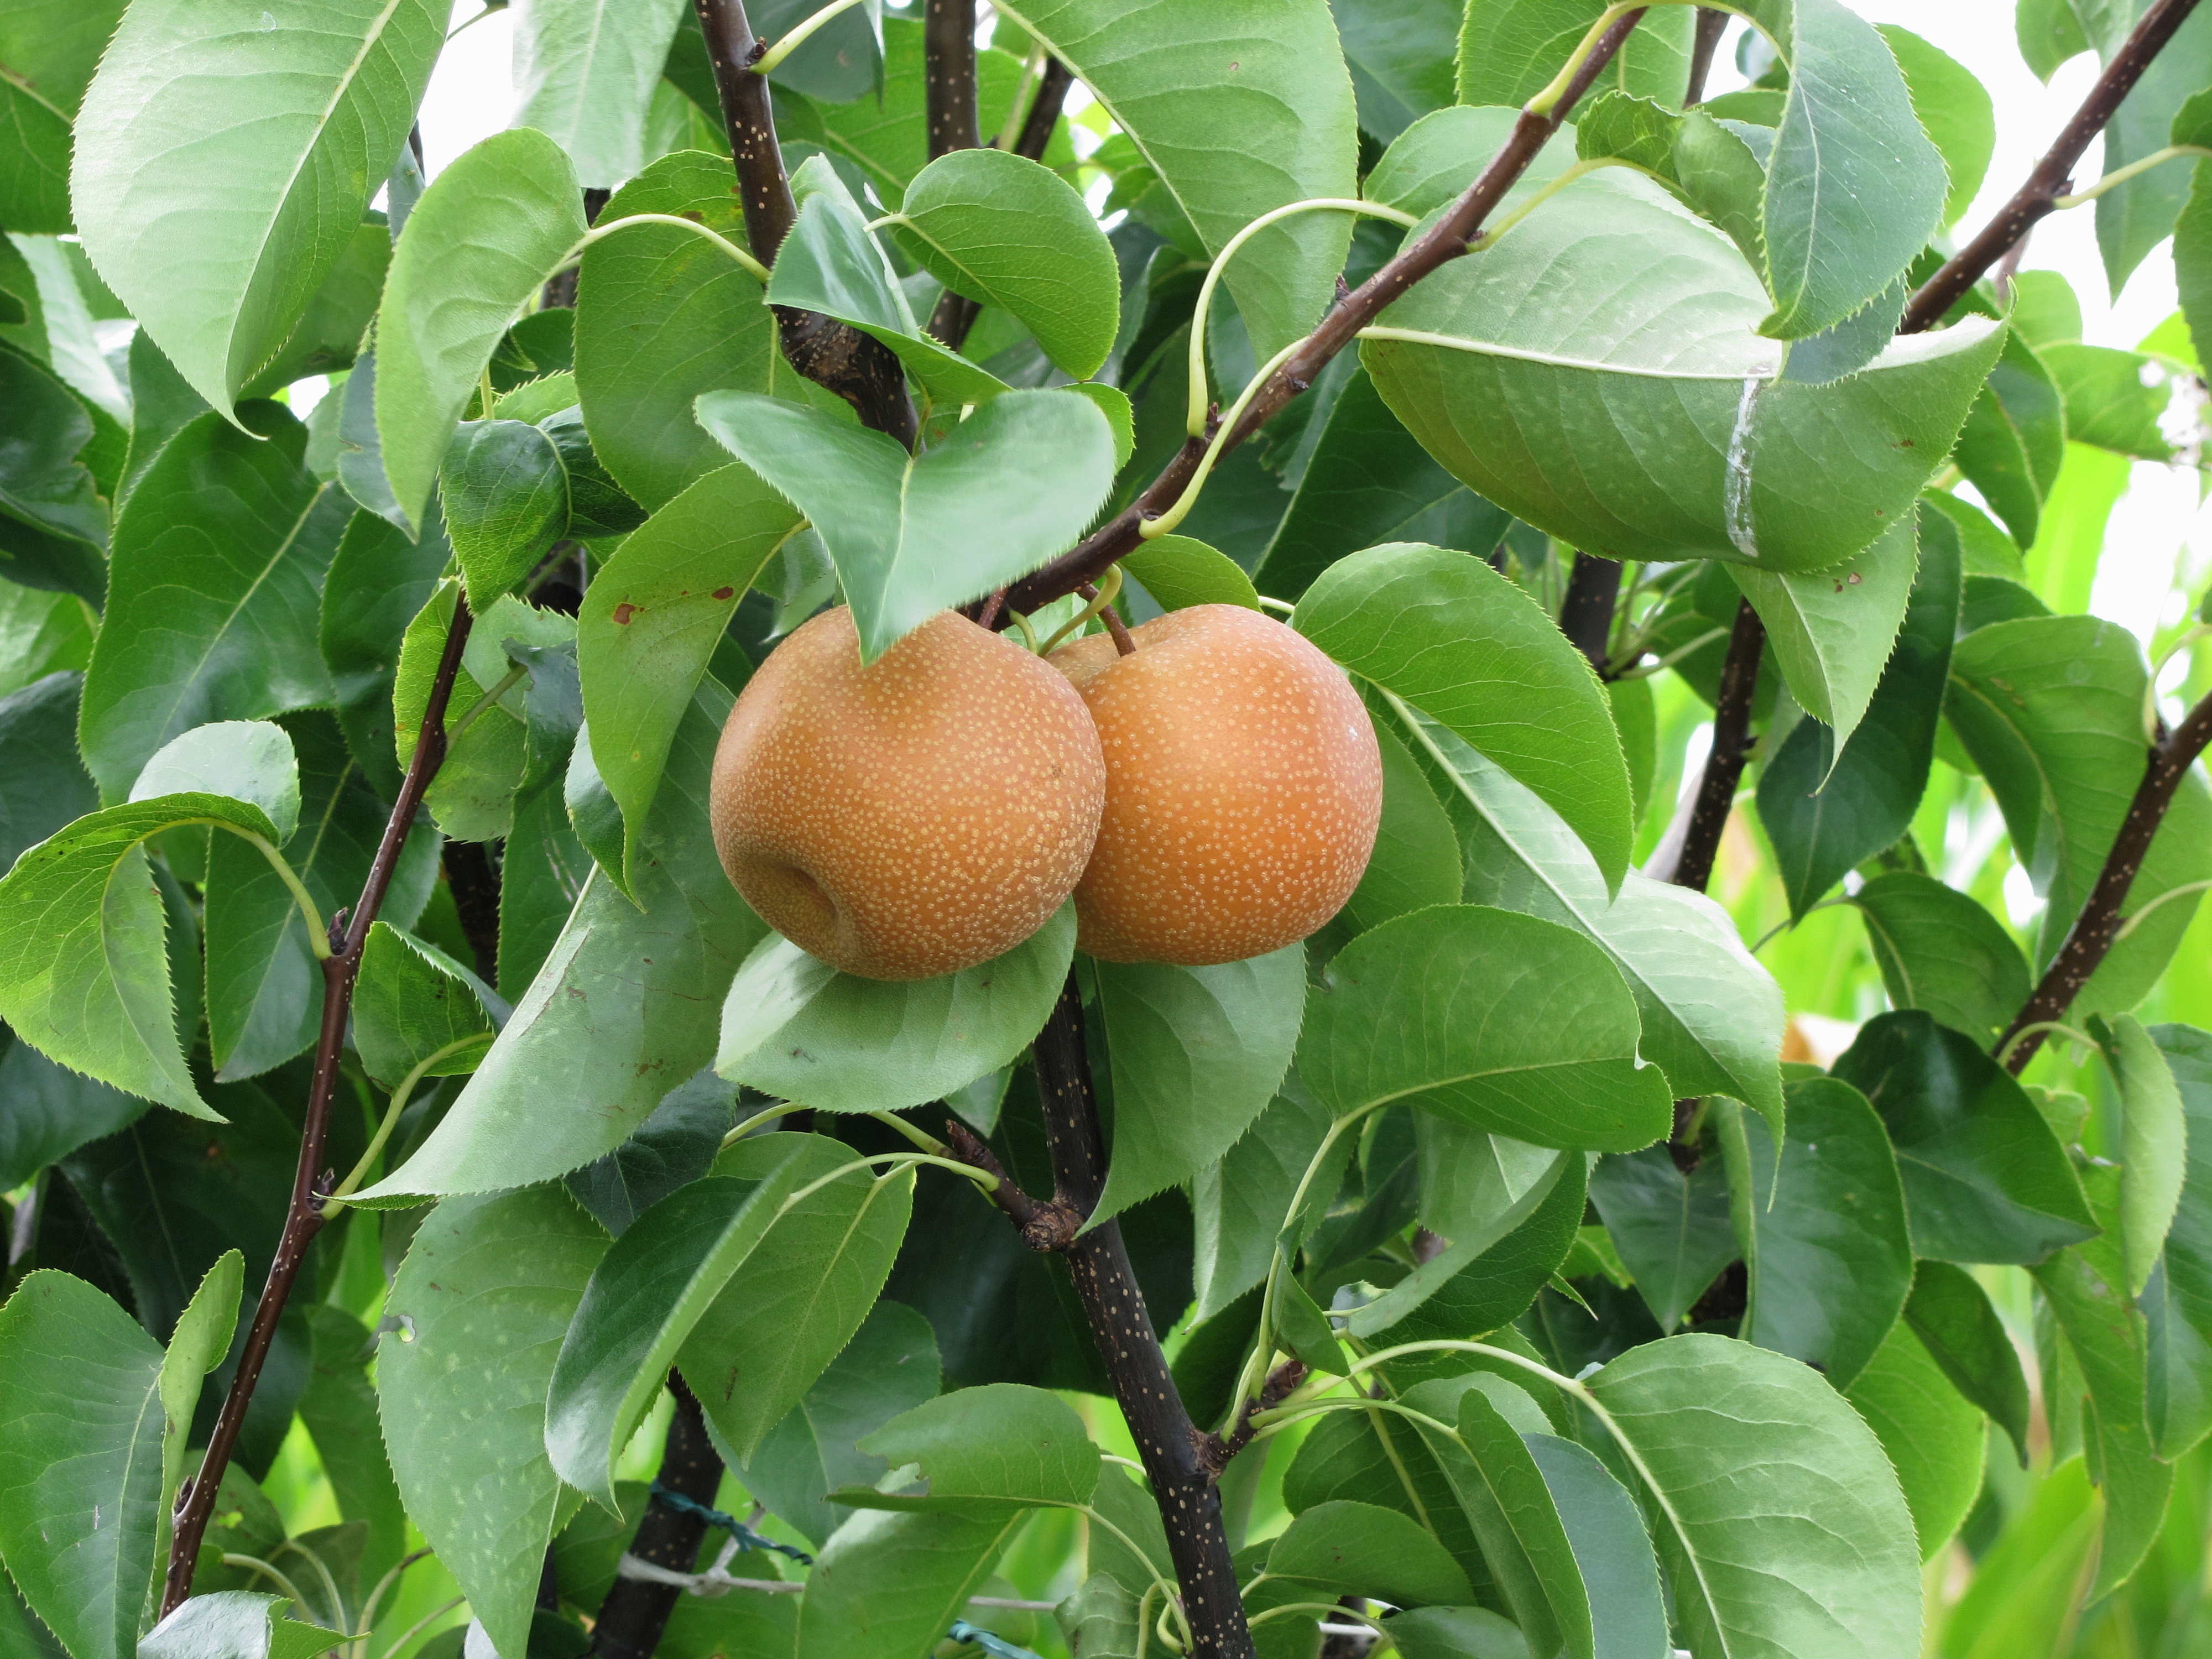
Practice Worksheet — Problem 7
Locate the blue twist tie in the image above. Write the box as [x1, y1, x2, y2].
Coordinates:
[649, 1482, 817, 1566]
[949, 1620, 1042, 1659]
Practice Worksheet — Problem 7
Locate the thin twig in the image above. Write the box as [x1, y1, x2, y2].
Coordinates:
[997, 10, 1649, 618]
[1901, 0, 2205, 332]
[1997, 687, 2212, 1071]
[1685, 7, 1729, 106]
[1655, 598, 1764, 894]
[164, 599, 477, 1615]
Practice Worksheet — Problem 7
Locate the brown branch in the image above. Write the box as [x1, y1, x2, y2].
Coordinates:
[1656, 598, 1764, 894]
[1901, 0, 2205, 333]
[1019, 974, 1255, 1657]
[1998, 687, 2212, 1072]
[1686, 7, 1729, 106]
[927, 49, 1073, 353]
[692, 0, 919, 447]
[1557, 555, 1624, 675]
[924, 0, 979, 161]
[590, 1375, 726, 1659]
[164, 599, 477, 1615]
[998, 10, 1649, 619]
[1200, 1359, 1307, 1476]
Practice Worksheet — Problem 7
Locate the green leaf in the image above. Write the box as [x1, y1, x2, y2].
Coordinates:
[891, 148, 1120, 380]
[1524, 1433, 1670, 1659]
[1587, 1147, 1736, 1333]
[1876, 25, 1995, 226]
[1054, 1575, 1140, 1659]
[545, 1151, 817, 1509]
[140, 1593, 348, 1659]
[1902, 1259, 2032, 1467]
[1117, 536, 1260, 614]
[2042, 341, 2180, 460]
[79, 411, 345, 801]
[1717, 1078, 1913, 1388]
[741, 1300, 940, 1548]
[1587, 1333, 1922, 1659]
[1384, 1608, 1545, 1659]
[499, 782, 594, 1002]
[697, 388, 1117, 662]
[2177, 149, 2212, 369]
[204, 715, 441, 1083]
[0, 352, 108, 605]
[1360, 154, 2000, 571]
[1089, 949, 1305, 1225]
[679, 1134, 915, 1463]
[716, 906, 1074, 1114]
[1419, 722, 1786, 1132]
[844, 1384, 1099, 1512]
[0, 1023, 146, 1191]
[373, 129, 590, 533]
[0, 670, 101, 875]
[573, 152, 813, 512]
[1831, 1012, 2096, 1264]
[2097, 1014, 2187, 1299]
[2031, 1164, 2173, 1598]
[1341, 719, 1464, 935]
[990, 0, 1357, 361]
[1280, 1400, 1483, 1579]
[564, 1068, 737, 1239]
[1756, 512, 1959, 915]
[70, 0, 442, 415]
[378, 1187, 609, 1659]
[440, 422, 571, 610]
[2095, 0, 2212, 293]
[2147, 1024, 2212, 1457]
[792, 1508, 1020, 1659]
[239, 219, 389, 401]
[1850, 873, 2031, 1044]
[1264, 1499, 1474, 1609]
[298, 1306, 406, 1594]
[1298, 905, 1673, 1153]
[538, 409, 646, 540]
[1192, 1075, 1340, 1321]
[1946, 614, 2212, 1011]
[132, 721, 301, 842]
[1952, 331, 2066, 550]
[352, 922, 498, 1088]
[512, 0, 689, 189]
[0, 582, 94, 703]
[0, 2, 124, 232]
[1455, 1, 1694, 109]
[1297, 542, 1634, 894]
[765, 163, 1010, 409]
[577, 463, 801, 889]
[1351, 1146, 1585, 1345]
[1733, 512, 1919, 755]
[356, 684, 769, 1202]
[320, 506, 454, 798]
[0, 744, 302, 1115]
[1843, 1320, 1987, 1561]
[0, 1271, 164, 1659]
[1254, 365, 1507, 605]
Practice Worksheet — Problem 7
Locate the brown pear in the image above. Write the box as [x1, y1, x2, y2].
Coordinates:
[1048, 603, 1382, 966]
[709, 606, 1105, 980]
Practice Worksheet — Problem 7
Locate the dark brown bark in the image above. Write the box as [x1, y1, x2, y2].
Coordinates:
[1657, 599, 1764, 895]
[164, 601, 477, 1614]
[1997, 688, 2212, 1071]
[1901, 0, 2204, 333]
[591, 1378, 727, 1659]
[924, 0, 979, 160]
[1686, 8, 1729, 106]
[441, 839, 502, 984]
[1557, 555, 1624, 675]
[692, 0, 919, 447]
[997, 9, 1649, 619]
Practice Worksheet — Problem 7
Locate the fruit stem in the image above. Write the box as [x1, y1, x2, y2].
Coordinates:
[1040, 565, 1126, 655]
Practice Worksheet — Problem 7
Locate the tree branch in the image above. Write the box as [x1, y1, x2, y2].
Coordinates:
[958, 974, 1256, 1658]
[692, 0, 920, 446]
[1655, 598, 1764, 894]
[924, 0, 979, 161]
[163, 599, 477, 1615]
[1557, 555, 1624, 675]
[1901, 0, 2205, 333]
[998, 9, 1650, 618]
[1199, 1359, 1307, 1476]
[1997, 687, 2212, 1072]
[590, 1376, 726, 1659]
[1686, 7, 1729, 106]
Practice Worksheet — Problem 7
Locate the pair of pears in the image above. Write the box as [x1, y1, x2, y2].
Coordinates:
[708, 601, 1383, 980]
